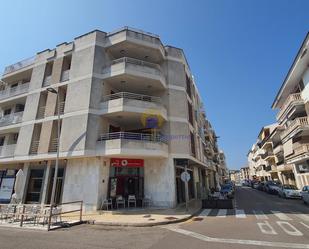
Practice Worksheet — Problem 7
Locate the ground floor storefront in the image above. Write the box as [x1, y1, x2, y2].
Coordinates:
[0, 156, 213, 212]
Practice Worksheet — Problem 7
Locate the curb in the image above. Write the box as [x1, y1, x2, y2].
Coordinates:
[88, 207, 202, 227]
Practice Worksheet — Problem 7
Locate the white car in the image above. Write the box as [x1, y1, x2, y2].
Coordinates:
[300, 185, 309, 204]
[278, 185, 301, 199]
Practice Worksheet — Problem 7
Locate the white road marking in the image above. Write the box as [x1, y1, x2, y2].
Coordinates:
[294, 213, 309, 222]
[198, 209, 211, 217]
[276, 221, 303, 236]
[216, 209, 227, 218]
[257, 221, 277, 235]
[253, 210, 268, 220]
[235, 209, 246, 218]
[271, 210, 292, 220]
[166, 227, 309, 248]
[300, 222, 309, 229]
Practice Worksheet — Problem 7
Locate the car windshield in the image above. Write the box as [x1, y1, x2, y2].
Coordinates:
[283, 185, 298, 190]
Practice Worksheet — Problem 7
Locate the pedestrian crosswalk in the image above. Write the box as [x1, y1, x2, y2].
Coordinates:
[198, 209, 309, 222]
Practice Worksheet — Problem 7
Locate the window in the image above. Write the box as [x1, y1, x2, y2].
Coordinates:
[188, 101, 193, 125]
[0, 137, 4, 146]
[186, 75, 192, 98]
[3, 109, 11, 116]
[190, 132, 196, 157]
[13, 133, 18, 143]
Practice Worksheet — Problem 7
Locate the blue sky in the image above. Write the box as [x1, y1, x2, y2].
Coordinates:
[1, 0, 309, 169]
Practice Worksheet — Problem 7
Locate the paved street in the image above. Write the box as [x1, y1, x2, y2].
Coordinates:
[0, 186, 308, 249]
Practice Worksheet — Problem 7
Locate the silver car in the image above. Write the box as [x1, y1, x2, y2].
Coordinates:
[278, 184, 301, 199]
[300, 185, 309, 204]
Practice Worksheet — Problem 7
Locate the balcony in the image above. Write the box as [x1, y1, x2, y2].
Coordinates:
[0, 82, 30, 101]
[96, 132, 168, 157]
[101, 92, 167, 120]
[102, 57, 166, 90]
[3, 56, 35, 75]
[29, 140, 39, 155]
[262, 150, 275, 160]
[0, 144, 16, 157]
[286, 143, 309, 163]
[36, 102, 65, 119]
[60, 70, 70, 82]
[281, 117, 309, 140]
[273, 144, 283, 155]
[43, 75, 52, 87]
[276, 93, 304, 121]
[0, 112, 23, 127]
[49, 138, 58, 153]
[106, 27, 164, 63]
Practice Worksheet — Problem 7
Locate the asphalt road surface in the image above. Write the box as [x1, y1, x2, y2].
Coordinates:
[0, 186, 308, 249]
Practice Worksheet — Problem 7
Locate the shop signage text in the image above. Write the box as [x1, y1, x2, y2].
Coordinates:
[111, 158, 144, 167]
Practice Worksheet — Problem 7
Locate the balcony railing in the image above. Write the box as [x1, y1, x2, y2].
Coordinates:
[281, 117, 309, 139]
[60, 70, 70, 82]
[49, 138, 58, 153]
[98, 132, 168, 144]
[3, 56, 35, 75]
[29, 140, 39, 154]
[291, 143, 309, 158]
[102, 92, 161, 103]
[277, 93, 303, 120]
[0, 82, 30, 101]
[0, 112, 23, 127]
[36, 102, 65, 119]
[103, 57, 162, 76]
[43, 75, 52, 87]
[107, 26, 161, 43]
[262, 151, 274, 160]
[0, 144, 16, 157]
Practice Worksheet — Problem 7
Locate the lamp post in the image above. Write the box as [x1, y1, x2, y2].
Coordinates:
[46, 87, 60, 230]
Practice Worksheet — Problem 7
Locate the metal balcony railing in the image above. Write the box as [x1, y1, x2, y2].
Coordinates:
[98, 132, 168, 144]
[3, 56, 35, 75]
[103, 57, 162, 76]
[277, 93, 303, 120]
[29, 140, 39, 154]
[36, 102, 65, 119]
[281, 117, 309, 139]
[49, 138, 58, 153]
[102, 92, 161, 103]
[43, 75, 52, 87]
[0, 112, 23, 127]
[60, 70, 70, 82]
[0, 82, 30, 101]
[0, 144, 16, 157]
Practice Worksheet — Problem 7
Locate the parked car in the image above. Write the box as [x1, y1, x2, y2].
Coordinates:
[220, 184, 235, 199]
[300, 185, 309, 205]
[253, 182, 260, 189]
[257, 182, 265, 191]
[278, 184, 301, 199]
[264, 181, 281, 194]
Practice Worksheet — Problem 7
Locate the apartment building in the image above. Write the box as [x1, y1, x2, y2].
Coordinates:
[240, 166, 250, 181]
[271, 33, 309, 189]
[247, 124, 279, 181]
[0, 27, 224, 210]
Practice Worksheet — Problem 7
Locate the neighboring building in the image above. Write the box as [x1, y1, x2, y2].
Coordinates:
[229, 170, 241, 184]
[0, 27, 224, 210]
[240, 166, 250, 180]
[272, 33, 309, 189]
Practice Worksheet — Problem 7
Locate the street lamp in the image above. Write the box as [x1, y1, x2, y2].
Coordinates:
[46, 87, 60, 230]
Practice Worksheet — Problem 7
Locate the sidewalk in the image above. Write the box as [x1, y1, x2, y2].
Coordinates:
[64, 200, 202, 227]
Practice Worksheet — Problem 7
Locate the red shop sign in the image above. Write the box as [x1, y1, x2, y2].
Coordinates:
[110, 158, 144, 167]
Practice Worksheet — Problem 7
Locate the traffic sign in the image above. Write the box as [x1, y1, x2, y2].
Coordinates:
[181, 171, 191, 182]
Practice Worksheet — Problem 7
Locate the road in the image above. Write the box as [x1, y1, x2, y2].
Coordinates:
[0, 186, 308, 249]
